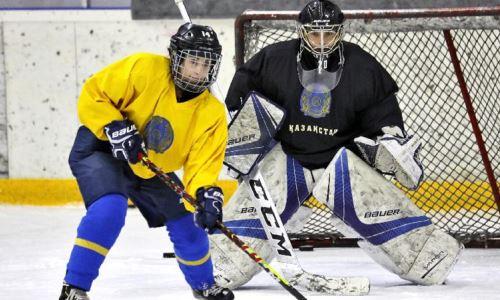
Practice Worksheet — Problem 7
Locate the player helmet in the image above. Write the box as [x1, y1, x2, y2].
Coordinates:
[169, 23, 222, 93]
[298, 0, 344, 66]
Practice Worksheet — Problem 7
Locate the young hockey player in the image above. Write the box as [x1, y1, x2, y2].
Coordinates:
[213, 0, 462, 291]
[59, 23, 233, 300]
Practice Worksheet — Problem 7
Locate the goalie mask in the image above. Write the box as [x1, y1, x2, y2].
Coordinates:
[297, 0, 345, 92]
[169, 23, 222, 93]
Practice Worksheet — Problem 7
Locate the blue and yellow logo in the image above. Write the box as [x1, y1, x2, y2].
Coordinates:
[300, 89, 331, 118]
[144, 116, 174, 153]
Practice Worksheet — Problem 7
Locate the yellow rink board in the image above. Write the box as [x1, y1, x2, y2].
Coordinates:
[0, 179, 496, 213]
[0, 179, 238, 210]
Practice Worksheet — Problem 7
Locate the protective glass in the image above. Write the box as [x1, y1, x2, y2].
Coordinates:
[297, 42, 345, 92]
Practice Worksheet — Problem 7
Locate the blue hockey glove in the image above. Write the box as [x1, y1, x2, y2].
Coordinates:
[104, 119, 146, 164]
[194, 186, 224, 234]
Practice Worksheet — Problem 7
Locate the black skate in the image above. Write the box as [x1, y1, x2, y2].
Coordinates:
[192, 284, 234, 300]
[59, 282, 90, 300]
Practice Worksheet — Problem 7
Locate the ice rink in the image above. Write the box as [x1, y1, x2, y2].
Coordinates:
[1, 205, 499, 300]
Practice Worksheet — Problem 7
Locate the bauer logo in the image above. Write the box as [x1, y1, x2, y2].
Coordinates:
[111, 125, 136, 138]
[240, 207, 256, 214]
[421, 250, 448, 279]
[228, 134, 256, 146]
[364, 209, 401, 218]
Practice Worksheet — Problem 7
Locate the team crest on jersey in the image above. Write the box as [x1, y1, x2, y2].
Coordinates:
[299, 89, 331, 118]
[144, 116, 174, 153]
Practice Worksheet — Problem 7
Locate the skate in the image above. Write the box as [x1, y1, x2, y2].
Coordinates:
[192, 284, 234, 300]
[59, 282, 90, 300]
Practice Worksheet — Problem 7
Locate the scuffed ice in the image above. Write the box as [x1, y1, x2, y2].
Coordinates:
[1, 205, 500, 299]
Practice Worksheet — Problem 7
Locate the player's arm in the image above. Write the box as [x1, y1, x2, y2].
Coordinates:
[225, 50, 266, 113]
[357, 59, 404, 138]
[354, 59, 423, 189]
[77, 54, 139, 140]
[78, 54, 148, 164]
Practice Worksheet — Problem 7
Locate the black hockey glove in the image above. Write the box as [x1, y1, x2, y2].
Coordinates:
[104, 119, 146, 164]
[194, 186, 224, 234]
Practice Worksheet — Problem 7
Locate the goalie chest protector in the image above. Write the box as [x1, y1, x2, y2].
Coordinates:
[226, 39, 403, 169]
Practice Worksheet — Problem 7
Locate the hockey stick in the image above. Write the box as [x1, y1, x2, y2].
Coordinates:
[246, 168, 370, 296]
[139, 155, 307, 300]
[174, 0, 191, 23]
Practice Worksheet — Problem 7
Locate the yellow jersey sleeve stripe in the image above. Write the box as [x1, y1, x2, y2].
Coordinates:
[176, 251, 211, 266]
[75, 238, 109, 257]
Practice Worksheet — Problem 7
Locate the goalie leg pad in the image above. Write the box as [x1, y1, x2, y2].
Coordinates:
[359, 226, 463, 285]
[210, 178, 273, 289]
[211, 144, 321, 289]
[312, 148, 462, 285]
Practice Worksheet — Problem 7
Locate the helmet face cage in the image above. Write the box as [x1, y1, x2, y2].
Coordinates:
[298, 22, 344, 58]
[171, 48, 222, 93]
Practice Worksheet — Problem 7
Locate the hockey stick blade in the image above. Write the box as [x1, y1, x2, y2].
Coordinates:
[247, 169, 370, 296]
[140, 155, 307, 300]
[278, 262, 370, 296]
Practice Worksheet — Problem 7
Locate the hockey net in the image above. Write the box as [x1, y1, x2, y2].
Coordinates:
[234, 7, 500, 245]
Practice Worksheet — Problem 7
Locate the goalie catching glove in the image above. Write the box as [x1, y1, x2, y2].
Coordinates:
[195, 186, 224, 234]
[104, 119, 146, 164]
[354, 126, 424, 190]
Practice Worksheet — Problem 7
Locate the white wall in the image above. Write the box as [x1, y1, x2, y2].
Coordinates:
[1, 10, 497, 181]
[0, 10, 235, 178]
[0, 23, 6, 176]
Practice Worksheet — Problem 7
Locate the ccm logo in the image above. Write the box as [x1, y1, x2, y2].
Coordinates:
[111, 125, 136, 138]
[364, 209, 401, 218]
[249, 178, 292, 257]
[228, 134, 256, 146]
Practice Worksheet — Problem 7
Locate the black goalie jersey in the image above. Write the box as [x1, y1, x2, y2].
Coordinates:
[225, 39, 404, 170]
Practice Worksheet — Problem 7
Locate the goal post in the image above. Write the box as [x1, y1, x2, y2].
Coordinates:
[233, 6, 500, 245]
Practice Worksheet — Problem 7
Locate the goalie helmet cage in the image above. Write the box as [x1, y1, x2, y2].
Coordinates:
[234, 6, 500, 247]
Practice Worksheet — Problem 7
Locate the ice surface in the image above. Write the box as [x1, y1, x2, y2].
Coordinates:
[1, 205, 499, 300]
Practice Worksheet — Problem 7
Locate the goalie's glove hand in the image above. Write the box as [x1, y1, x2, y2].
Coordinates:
[194, 186, 224, 234]
[354, 126, 424, 190]
[104, 119, 146, 164]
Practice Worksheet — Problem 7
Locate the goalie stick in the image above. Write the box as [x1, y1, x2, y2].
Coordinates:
[246, 168, 370, 296]
[139, 154, 307, 300]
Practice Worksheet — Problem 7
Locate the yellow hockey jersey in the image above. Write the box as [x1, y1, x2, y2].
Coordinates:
[77, 53, 228, 197]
